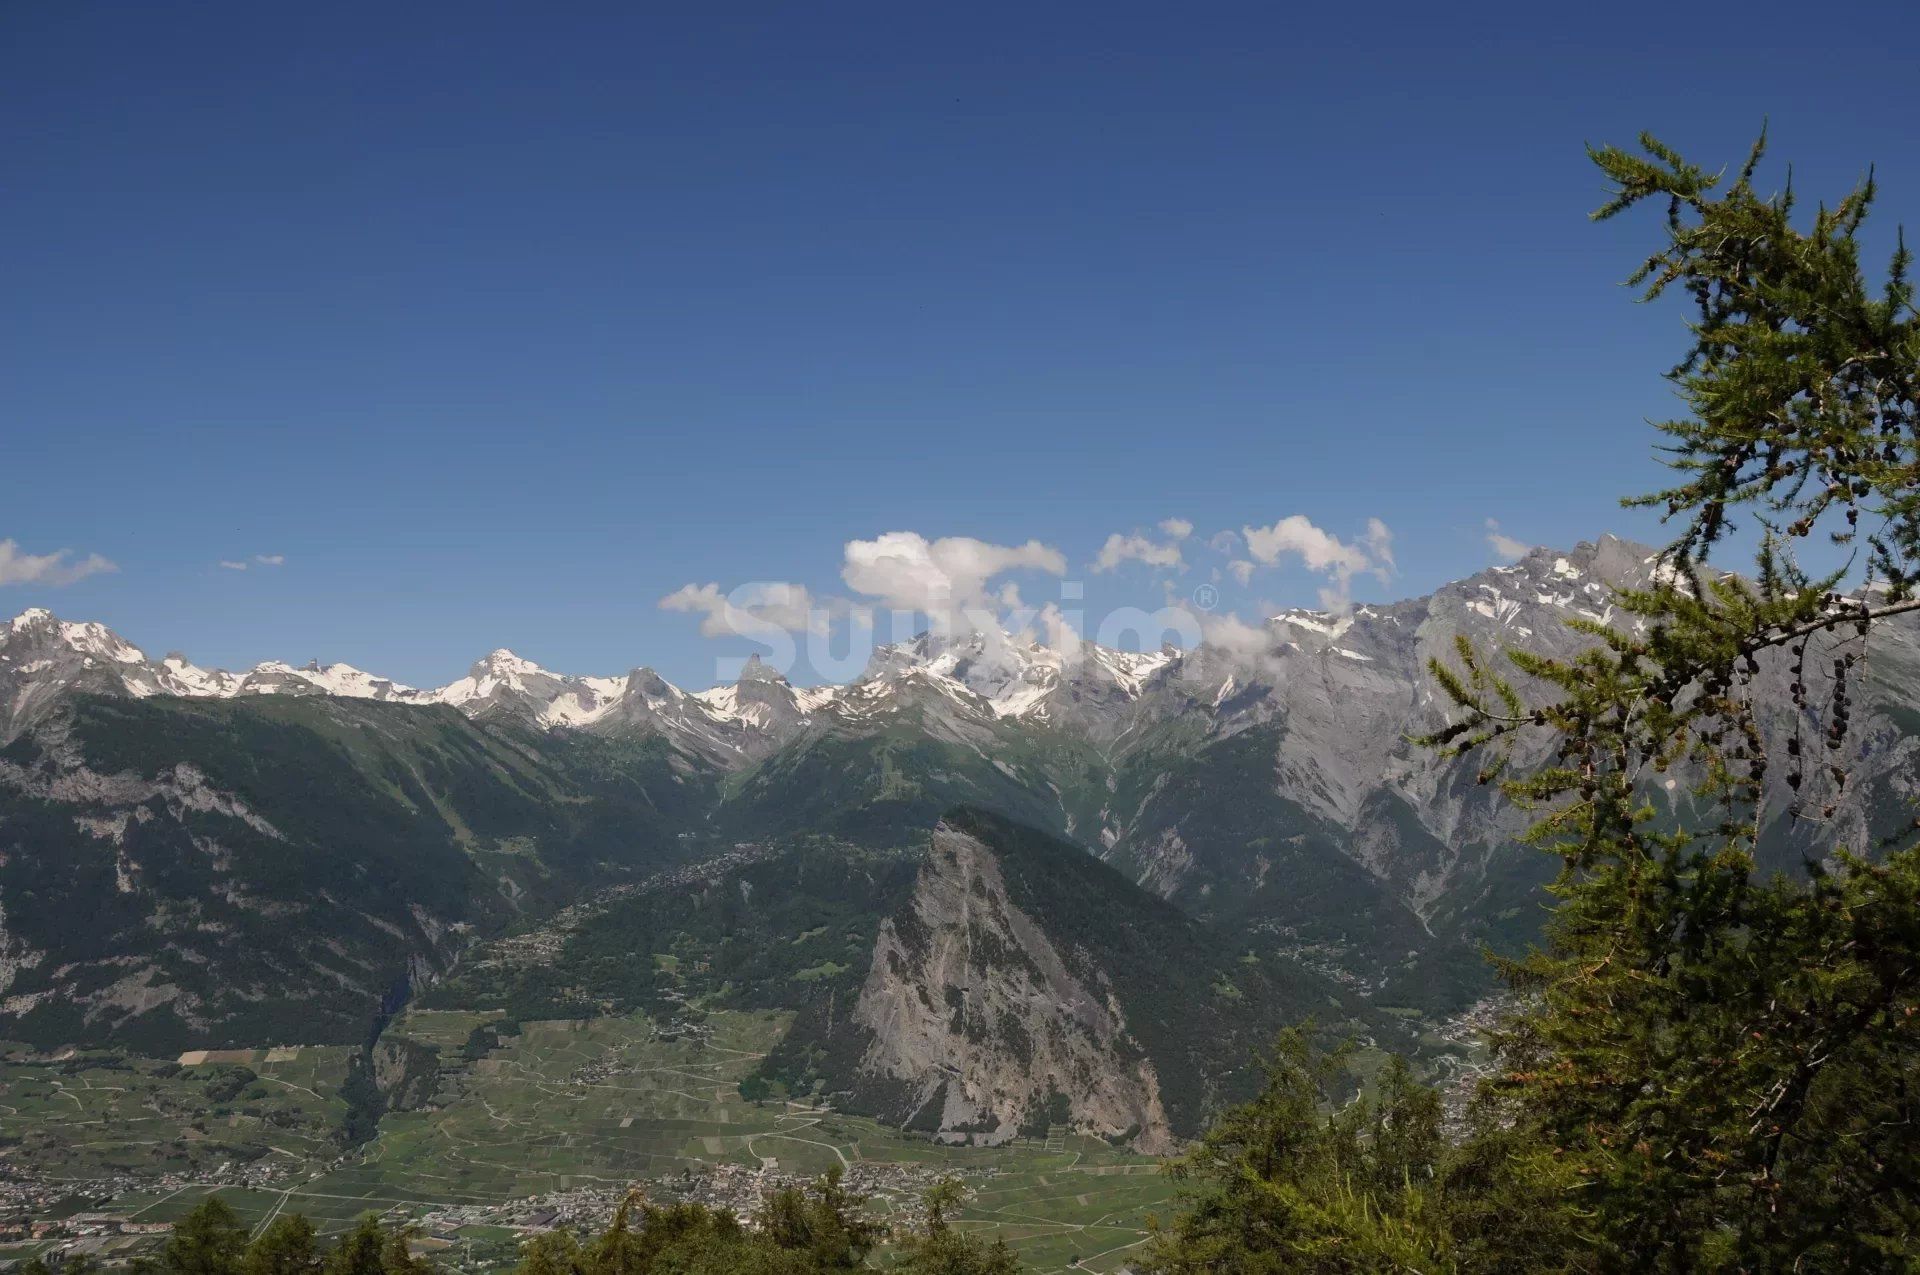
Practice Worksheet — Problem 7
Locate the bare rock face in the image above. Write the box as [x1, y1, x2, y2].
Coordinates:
[370, 1035, 441, 1111]
[851, 820, 1173, 1152]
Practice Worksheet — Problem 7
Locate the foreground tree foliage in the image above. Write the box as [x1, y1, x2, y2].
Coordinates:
[71, 1172, 1018, 1275]
[507, 1170, 1014, 1274]
[511, 1170, 880, 1274]
[1434, 127, 1920, 1272]
[1150, 131, 1920, 1272]
[1144, 1033, 1456, 1271]
[886, 1180, 1021, 1275]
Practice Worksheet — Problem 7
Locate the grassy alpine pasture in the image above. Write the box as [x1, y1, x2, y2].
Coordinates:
[27, 1010, 1177, 1273]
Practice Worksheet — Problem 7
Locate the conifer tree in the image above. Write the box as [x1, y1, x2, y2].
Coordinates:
[512, 1229, 584, 1275]
[1142, 1029, 1449, 1271]
[319, 1217, 387, 1275]
[146, 1198, 249, 1275]
[1152, 124, 1920, 1275]
[1425, 128, 1920, 1270]
[243, 1215, 320, 1275]
[757, 1165, 880, 1269]
[893, 1179, 1022, 1275]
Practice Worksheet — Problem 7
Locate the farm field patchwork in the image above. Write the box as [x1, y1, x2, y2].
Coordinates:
[8, 1012, 1179, 1273]
[0, 1041, 355, 1182]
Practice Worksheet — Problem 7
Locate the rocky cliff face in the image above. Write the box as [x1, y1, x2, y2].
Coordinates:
[851, 819, 1174, 1152]
[369, 1035, 442, 1111]
[741, 810, 1358, 1149]
[1094, 536, 1920, 989]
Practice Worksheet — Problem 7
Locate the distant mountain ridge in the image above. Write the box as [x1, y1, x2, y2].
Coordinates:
[0, 605, 1174, 756]
[7, 533, 1919, 1052]
[0, 537, 1671, 764]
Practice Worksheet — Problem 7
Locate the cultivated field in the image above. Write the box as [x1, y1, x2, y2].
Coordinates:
[0, 1042, 354, 1181]
[11, 1012, 1179, 1273]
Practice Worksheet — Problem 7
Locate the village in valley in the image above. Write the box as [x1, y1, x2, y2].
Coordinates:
[0, 1005, 1173, 1274]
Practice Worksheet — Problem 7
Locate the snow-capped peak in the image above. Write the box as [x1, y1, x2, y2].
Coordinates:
[283, 661, 419, 699]
[736, 652, 787, 684]
[853, 624, 1178, 721]
[475, 648, 547, 677]
[0, 532, 1686, 753]
[156, 653, 242, 697]
[1272, 609, 1353, 643]
[3, 607, 148, 665]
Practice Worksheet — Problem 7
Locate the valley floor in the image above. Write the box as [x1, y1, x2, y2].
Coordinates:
[0, 1010, 1177, 1273]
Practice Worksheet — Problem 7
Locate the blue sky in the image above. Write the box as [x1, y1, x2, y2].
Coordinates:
[5, 1, 1918, 687]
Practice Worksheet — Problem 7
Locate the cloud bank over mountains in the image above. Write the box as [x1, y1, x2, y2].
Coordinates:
[1235, 515, 1394, 609]
[656, 513, 1399, 655]
[1484, 519, 1531, 562]
[660, 581, 831, 638]
[840, 532, 1068, 616]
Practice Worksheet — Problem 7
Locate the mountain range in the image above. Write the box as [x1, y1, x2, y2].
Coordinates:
[5, 533, 1916, 1139]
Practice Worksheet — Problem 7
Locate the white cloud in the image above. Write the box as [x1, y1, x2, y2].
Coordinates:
[1159, 517, 1194, 540]
[841, 531, 1066, 621]
[1484, 519, 1530, 562]
[219, 553, 284, 573]
[1004, 600, 1088, 669]
[660, 581, 827, 638]
[1093, 531, 1185, 574]
[1207, 530, 1241, 556]
[1363, 517, 1395, 572]
[1243, 515, 1375, 575]
[0, 539, 116, 588]
[1228, 559, 1256, 585]
[1238, 514, 1394, 610]
[1037, 602, 1084, 656]
[1199, 611, 1273, 659]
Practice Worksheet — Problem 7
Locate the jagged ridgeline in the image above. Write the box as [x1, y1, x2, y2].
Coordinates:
[8, 534, 1920, 1058]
